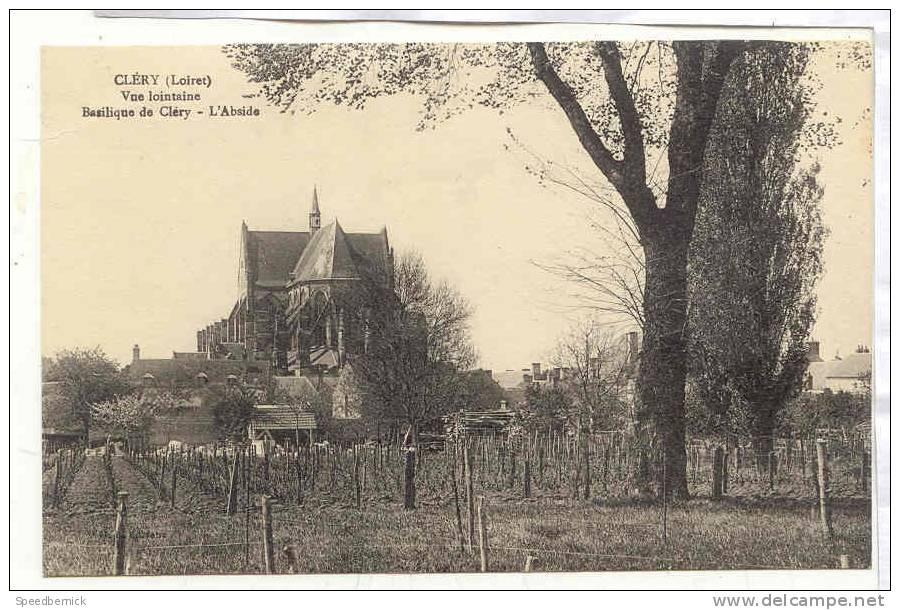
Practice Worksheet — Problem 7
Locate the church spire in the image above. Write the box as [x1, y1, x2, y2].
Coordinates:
[309, 185, 321, 234]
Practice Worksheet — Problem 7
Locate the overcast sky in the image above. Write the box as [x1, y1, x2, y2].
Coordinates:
[42, 44, 873, 373]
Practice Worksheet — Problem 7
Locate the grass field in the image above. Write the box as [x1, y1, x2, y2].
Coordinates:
[43, 454, 871, 576]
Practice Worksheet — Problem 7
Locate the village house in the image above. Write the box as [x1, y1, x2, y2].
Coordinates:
[805, 343, 872, 394]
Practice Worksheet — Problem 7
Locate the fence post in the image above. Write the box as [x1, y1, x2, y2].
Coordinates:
[524, 555, 534, 572]
[113, 491, 129, 576]
[464, 440, 475, 551]
[860, 449, 870, 495]
[403, 446, 416, 510]
[170, 451, 177, 509]
[226, 448, 240, 515]
[450, 443, 465, 551]
[260, 495, 275, 574]
[816, 440, 833, 538]
[52, 449, 62, 508]
[295, 448, 303, 505]
[354, 446, 362, 510]
[523, 445, 532, 499]
[476, 495, 489, 573]
[712, 446, 724, 500]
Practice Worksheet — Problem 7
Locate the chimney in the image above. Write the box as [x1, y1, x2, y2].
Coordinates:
[532, 362, 542, 379]
[806, 341, 822, 362]
[132, 344, 140, 362]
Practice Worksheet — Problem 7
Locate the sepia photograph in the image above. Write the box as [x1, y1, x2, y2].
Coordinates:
[14, 10, 885, 590]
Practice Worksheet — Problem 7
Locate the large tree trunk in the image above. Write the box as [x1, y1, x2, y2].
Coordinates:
[637, 225, 691, 500]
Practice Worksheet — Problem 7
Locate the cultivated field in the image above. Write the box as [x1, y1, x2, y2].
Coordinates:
[42, 433, 871, 576]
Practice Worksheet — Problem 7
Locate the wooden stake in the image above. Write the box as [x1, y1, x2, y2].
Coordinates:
[476, 495, 489, 572]
[226, 448, 239, 515]
[113, 491, 128, 576]
[450, 443, 465, 551]
[170, 451, 177, 509]
[816, 440, 833, 539]
[464, 441, 475, 551]
[712, 446, 724, 500]
[260, 495, 275, 573]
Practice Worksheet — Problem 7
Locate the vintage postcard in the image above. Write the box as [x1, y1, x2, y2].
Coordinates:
[11, 11, 886, 591]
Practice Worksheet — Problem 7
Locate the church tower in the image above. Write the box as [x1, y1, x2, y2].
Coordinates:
[309, 186, 321, 234]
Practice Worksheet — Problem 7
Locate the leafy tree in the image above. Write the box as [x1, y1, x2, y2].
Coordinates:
[688, 43, 826, 467]
[210, 383, 259, 442]
[456, 369, 506, 411]
[520, 383, 570, 433]
[90, 390, 183, 447]
[778, 387, 871, 437]
[42, 347, 131, 436]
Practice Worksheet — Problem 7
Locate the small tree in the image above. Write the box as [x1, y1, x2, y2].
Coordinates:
[90, 390, 183, 449]
[43, 347, 131, 439]
[552, 320, 632, 431]
[352, 251, 475, 508]
[520, 383, 570, 433]
[211, 384, 259, 443]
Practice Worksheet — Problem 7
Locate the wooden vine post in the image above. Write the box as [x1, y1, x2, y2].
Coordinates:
[113, 491, 129, 576]
[260, 495, 275, 573]
[476, 495, 489, 573]
[816, 440, 833, 539]
[226, 447, 240, 515]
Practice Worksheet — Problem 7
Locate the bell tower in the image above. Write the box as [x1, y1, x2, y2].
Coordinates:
[309, 186, 321, 234]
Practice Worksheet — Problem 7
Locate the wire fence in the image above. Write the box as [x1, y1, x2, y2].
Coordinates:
[43, 428, 870, 576]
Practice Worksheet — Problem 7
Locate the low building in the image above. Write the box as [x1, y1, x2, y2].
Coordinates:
[806, 346, 872, 394]
[248, 405, 317, 452]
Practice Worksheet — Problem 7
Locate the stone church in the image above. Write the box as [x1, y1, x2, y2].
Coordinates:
[195, 188, 394, 388]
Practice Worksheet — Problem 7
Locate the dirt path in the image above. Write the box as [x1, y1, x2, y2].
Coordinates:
[62, 456, 113, 517]
[110, 457, 166, 514]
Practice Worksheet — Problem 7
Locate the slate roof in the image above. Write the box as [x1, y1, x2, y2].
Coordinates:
[250, 405, 317, 431]
[806, 351, 872, 391]
[247, 230, 310, 287]
[290, 221, 388, 283]
[825, 351, 872, 379]
[273, 375, 319, 397]
[125, 358, 268, 384]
